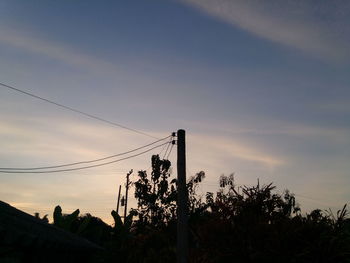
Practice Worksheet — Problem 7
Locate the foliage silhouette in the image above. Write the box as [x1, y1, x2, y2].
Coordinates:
[53, 205, 111, 246]
[132, 155, 176, 227]
[34, 212, 49, 223]
[40, 155, 349, 263]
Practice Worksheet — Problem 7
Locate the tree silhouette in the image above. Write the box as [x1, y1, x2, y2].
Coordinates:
[37, 156, 349, 263]
[133, 155, 177, 227]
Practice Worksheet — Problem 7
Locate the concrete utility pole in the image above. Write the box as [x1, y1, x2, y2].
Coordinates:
[124, 170, 133, 222]
[177, 129, 188, 263]
[116, 185, 121, 214]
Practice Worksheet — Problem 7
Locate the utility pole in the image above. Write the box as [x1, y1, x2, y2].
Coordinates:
[177, 129, 188, 263]
[116, 185, 121, 214]
[124, 169, 133, 222]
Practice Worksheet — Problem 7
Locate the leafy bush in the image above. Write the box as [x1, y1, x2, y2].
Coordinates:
[49, 155, 350, 263]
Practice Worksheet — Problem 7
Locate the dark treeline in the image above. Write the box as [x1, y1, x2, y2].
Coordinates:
[48, 155, 350, 263]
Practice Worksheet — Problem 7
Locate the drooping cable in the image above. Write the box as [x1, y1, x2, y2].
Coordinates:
[0, 141, 170, 174]
[158, 138, 171, 157]
[0, 135, 171, 170]
[165, 142, 174, 160]
[162, 140, 171, 159]
[0, 82, 158, 139]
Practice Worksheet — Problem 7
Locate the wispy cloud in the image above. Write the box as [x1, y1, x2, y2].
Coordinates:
[0, 114, 158, 223]
[315, 100, 350, 113]
[188, 133, 284, 170]
[0, 26, 121, 74]
[185, 117, 350, 141]
[182, 0, 350, 61]
[0, 113, 163, 166]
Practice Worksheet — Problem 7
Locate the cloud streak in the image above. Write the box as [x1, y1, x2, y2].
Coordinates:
[188, 133, 284, 170]
[182, 0, 350, 61]
[0, 26, 122, 74]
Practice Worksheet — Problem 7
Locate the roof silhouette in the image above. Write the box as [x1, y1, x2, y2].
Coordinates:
[0, 200, 101, 251]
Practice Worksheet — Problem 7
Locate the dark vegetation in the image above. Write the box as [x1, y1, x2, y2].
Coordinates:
[48, 155, 349, 263]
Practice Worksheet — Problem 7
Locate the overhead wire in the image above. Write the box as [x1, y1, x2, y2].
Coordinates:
[0, 141, 170, 174]
[165, 141, 174, 160]
[162, 140, 171, 159]
[144, 135, 174, 173]
[293, 193, 339, 207]
[0, 135, 171, 170]
[158, 138, 171, 157]
[0, 82, 158, 139]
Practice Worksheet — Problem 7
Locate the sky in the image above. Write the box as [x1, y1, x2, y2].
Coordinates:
[0, 0, 349, 224]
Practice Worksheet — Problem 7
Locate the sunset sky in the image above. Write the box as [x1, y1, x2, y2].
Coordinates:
[0, 0, 349, 223]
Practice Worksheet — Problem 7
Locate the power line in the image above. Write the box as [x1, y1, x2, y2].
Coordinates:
[165, 142, 174, 160]
[0, 135, 171, 170]
[162, 140, 171, 159]
[145, 136, 174, 173]
[294, 193, 338, 207]
[158, 138, 171, 157]
[0, 82, 158, 139]
[0, 141, 170, 174]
